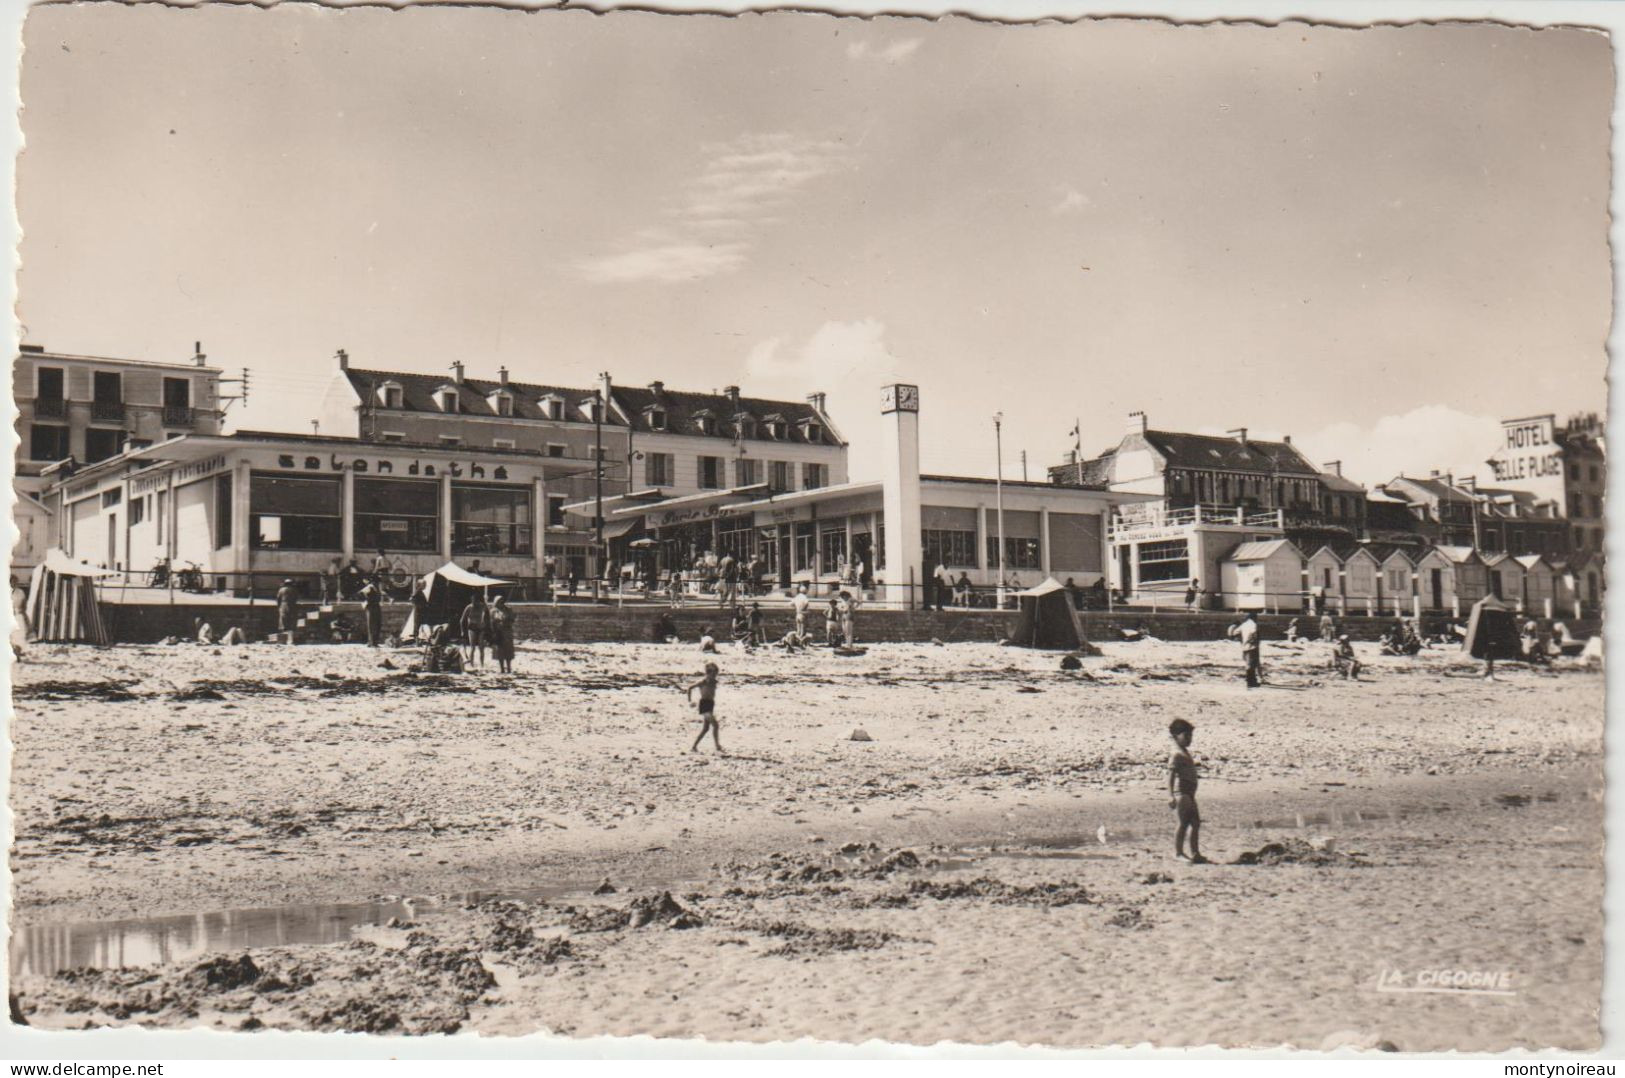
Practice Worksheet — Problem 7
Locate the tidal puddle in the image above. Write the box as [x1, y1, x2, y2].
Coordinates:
[12, 879, 607, 979]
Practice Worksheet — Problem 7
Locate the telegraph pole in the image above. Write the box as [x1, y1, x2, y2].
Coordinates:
[594, 385, 605, 584]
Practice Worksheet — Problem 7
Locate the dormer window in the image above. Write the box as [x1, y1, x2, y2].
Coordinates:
[765, 417, 786, 440]
[646, 406, 668, 432]
[539, 395, 563, 420]
[735, 415, 757, 440]
[435, 386, 461, 413]
[580, 398, 603, 423]
[491, 391, 514, 417]
[693, 410, 715, 436]
[378, 382, 404, 410]
[799, 420, 823, 444]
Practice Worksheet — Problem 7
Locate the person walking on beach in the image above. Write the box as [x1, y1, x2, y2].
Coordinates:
[668, 568, 684, 608]
[1235, 610, 1262, 688]
[825, 595, 841, 647]
[1185, 578, 1200, 613]
[1168, 719, 1207, 863]
[838, 590, 858, 648]
[791, 583, 810, 639]
[488, 595, 516, 674]
[748, 601, 766, 646]
[460, 591, 490, 670]
[685, 662, 724, 754]
[360, 581, 383, 647]
[1319, 610, 1336, 642]
[933, 561, 949, 611]
[275, 578, 299, 637]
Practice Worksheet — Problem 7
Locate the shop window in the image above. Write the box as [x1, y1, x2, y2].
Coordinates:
[821, 527, 847, 574]
[354, 477, 439, 552]
[452, 483, 532, 556]
[793, 522, 816, 572]
[699, 456, 724, 490]
[1135, 538, 1188, 582]
[718, 519, 753, 561]
[924, 529, 978, 569]
[250, 473, 342, 551]
[29, 424, 69, 462]
[987, 536, 1042, 570]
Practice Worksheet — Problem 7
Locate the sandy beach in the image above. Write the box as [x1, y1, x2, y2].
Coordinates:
[7, 634, 1603, 1050]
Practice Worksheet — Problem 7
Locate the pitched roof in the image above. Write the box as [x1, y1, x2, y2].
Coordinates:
[1514, 554, 1553, 571]
[344, 368, 617, 424]
[1433, 545, 1483, 565]
[1386, 476, 1476, 504]
[613, 385, 840, 445]
[1139, 431, 1319, 476]
[1226, 539, 1300, 561]
[1318, 470, 1365, 495]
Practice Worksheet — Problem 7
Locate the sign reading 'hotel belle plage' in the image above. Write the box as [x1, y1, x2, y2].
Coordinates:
[1488, 415, 1564, 501]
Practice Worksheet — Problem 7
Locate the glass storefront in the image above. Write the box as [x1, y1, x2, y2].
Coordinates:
[452, 483, 533, 556]
[354, 477, 439, 553]
[250, 473, 342, 551]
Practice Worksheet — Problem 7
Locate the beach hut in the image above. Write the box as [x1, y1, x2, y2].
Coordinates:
[1481, 552, 1525, 610]
[1008, 577, 1095, 652]
[1304, 544, 1345, 613]
[1374, 546, 1417, 616]
[25, 548, 118, 645]
[1463, 594, 1522, 664]
[1433, 546, 1490, 611]
[1219, 539, 1304, 612]
[1515, 554, 1557, 617]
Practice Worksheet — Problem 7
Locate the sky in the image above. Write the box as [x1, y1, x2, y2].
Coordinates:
[14, 7, 1614, 490]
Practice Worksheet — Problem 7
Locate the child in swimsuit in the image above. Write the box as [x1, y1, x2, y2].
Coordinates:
[685, 662, 724, 754]
[1168, 719, 1207, 863]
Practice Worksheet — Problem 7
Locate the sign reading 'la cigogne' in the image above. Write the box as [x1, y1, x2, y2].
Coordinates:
[1487, 415, 1564, 501]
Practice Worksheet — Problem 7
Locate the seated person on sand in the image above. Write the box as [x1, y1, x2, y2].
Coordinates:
[218, 625, 246, 646]
[422, 626, 464, 673]
[730, 605, 752, 649]
[329, 615, 357, 643]
[1331, 635, 1361, 679]
[777, 628, 809, 651]
[699, 625, 718, 654]
[1284, 617, 1301, 643]
[193, 618, 216, 645]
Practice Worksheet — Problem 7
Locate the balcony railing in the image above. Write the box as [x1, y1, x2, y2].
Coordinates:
[91, 400, 126, 421]
[34, 396, 66, 418]
[1110, 503, 1289, 539]
[162, 405, 195, 427]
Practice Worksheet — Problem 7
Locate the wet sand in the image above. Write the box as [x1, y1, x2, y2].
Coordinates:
[8, 636, 1604, 1049]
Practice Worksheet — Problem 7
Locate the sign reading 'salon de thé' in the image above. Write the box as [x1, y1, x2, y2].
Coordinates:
[1488, 414, 1564, 502]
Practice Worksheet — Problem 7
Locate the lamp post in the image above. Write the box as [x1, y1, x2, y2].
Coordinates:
[594, 386, 605, 597]
[995, 412, 1006, 609]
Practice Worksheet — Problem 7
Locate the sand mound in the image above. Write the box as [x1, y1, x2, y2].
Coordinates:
[1232, 838, 1368, 867]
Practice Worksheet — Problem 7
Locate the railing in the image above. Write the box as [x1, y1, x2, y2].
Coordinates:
[34, 396, 66, 418]
[162, 405, 195, 426]
[91, 400, 126, 421]
[1111, 504, 1288, 537]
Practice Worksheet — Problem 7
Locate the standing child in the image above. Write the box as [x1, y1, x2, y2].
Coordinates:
[748, 601, 766, 646]
[1168, 719, 1207, 863]
[825, 595, 841, 647]
[685, 662, 724, 754]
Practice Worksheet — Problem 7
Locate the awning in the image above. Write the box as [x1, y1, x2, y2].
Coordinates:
[1017, 577, 1067, 597]
[623, 484, 769, 526]
[602, 516, 643, 540]
[419, 561, 513, 589]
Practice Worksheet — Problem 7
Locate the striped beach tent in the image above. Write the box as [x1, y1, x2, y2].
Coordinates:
[25, 549, 117, 645]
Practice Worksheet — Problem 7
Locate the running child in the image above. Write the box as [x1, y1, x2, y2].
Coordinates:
[1168, 719, 1207, 863]
[685, 661, 724, 754]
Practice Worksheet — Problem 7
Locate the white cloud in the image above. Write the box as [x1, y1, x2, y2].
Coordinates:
[1052, 185, 1091, 214]
[1294, 405, 1505, 490]
[579, 243, 748, 284]
[578, 132, 848, 284]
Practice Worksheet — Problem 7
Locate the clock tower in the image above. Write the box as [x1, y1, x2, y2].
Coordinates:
[880, 383, 922, 608]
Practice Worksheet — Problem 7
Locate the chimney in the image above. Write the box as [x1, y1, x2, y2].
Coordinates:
[335, 348, 349, 371]
[193, 341, 207, 367]
[806, 391, 827, 414]
[725, 385, 741, 411]
[1323, 460, 1342, 477]
[450, 360, 464, 384]
[1430, 469, 1441, 479]
[1126, 410, 1148, 435]
[599, 371, 613, 405]
[1227, 427, 1248, 444]
[649, 380, 665, 396]
[1282, 434, 1291, 445]
[498, 366, 509, 386]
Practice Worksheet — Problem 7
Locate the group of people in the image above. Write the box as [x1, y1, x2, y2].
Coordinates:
[688, 584, 864, 654]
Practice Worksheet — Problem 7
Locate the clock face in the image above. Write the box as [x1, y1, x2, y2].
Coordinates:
[881, 384, 919, 414]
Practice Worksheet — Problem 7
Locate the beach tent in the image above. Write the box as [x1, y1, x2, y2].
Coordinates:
[403, 561, 514, 639]
[1462, 595, 1522, 662]
[25, 548, 118, 645]
[1009, 577, 1096, 651]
